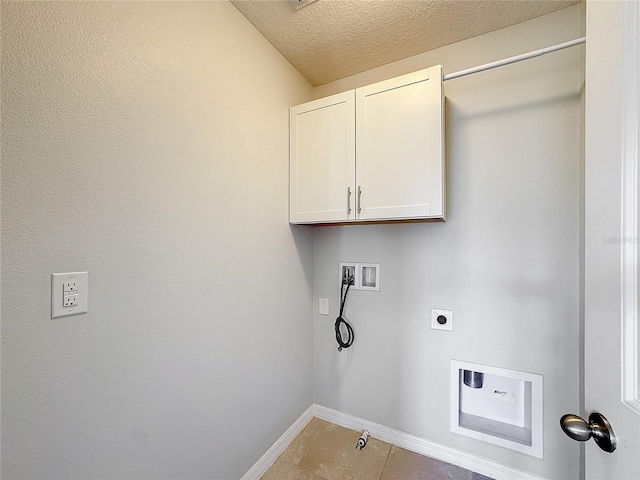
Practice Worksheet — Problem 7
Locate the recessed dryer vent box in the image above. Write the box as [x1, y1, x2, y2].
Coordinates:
[450, 360, 543, 458]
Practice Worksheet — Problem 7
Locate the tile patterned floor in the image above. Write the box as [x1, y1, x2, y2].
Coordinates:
[261, 417, 493, 480]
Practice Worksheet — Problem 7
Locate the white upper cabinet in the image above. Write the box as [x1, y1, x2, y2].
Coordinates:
[355, 67, 444, 221]
[290, 65, 445, 224]
[290, 91, 355, 224]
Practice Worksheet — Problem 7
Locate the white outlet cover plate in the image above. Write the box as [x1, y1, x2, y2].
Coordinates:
[431, 308, 453, 331]
[51, 272, 88, 318]
[319, 297, 329, 316]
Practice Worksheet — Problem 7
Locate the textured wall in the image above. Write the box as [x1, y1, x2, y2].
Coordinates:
[312, 6, 582, 479]
[1, 2, 313, 479]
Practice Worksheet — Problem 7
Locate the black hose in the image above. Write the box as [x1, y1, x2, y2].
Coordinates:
[335, 278, 354, 351]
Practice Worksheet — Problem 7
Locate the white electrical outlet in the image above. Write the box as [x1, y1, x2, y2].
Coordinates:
[431, 308, 453, 331]
[52, 272, 88, 318]
[319, 297, 329, 316]
[63, 295, 78, 307]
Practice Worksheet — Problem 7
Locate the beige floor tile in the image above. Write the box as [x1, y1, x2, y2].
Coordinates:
[260, 418, 333, 480]
[260, 455, 324, 480]
[261, 418, 492, 480]
[380, 445, 482, 480]
[280, 417, 333, 465]
[296, 424, 392, 480]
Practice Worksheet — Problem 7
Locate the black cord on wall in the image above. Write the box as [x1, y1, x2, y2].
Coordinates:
[335, 275, 354, 351]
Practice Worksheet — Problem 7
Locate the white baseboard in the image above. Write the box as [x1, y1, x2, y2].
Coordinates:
[313, 405, 548, 480]
[240, 405, 314, 480]
[241, 403, 548, 480]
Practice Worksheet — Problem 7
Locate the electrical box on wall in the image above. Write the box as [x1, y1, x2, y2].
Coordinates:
[339, 262, 380, 291]
[51, 271, 88, 318]
[431, 308, 453, 331]
[450, 360, 543, 458]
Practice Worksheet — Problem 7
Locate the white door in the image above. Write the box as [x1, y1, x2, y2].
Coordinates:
[583, 1, 640, 478]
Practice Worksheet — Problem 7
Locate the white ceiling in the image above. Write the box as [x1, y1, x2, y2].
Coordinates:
[231, 0, 580, 86]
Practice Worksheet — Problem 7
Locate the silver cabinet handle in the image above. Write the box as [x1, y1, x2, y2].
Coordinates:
[357, 186, 362, 214]
[347, 187, 352, 214]
[560, 412, 617, 453]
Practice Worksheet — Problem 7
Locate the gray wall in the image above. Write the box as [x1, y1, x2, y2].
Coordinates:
[311, 6, 582, 479]
[1, 2, 313, 479]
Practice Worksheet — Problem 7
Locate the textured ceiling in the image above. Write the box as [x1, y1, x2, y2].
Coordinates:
[231, 0, 580, 86]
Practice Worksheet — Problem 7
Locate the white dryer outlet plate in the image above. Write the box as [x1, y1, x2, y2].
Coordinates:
[431, 308, 453, 331]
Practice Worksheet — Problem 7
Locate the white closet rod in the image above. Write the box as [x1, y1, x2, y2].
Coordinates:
[443, 37, 586, 81]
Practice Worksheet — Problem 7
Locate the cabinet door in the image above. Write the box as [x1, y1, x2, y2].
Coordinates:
[290, 91, 356, 224]
[355, 66, 445, 221]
